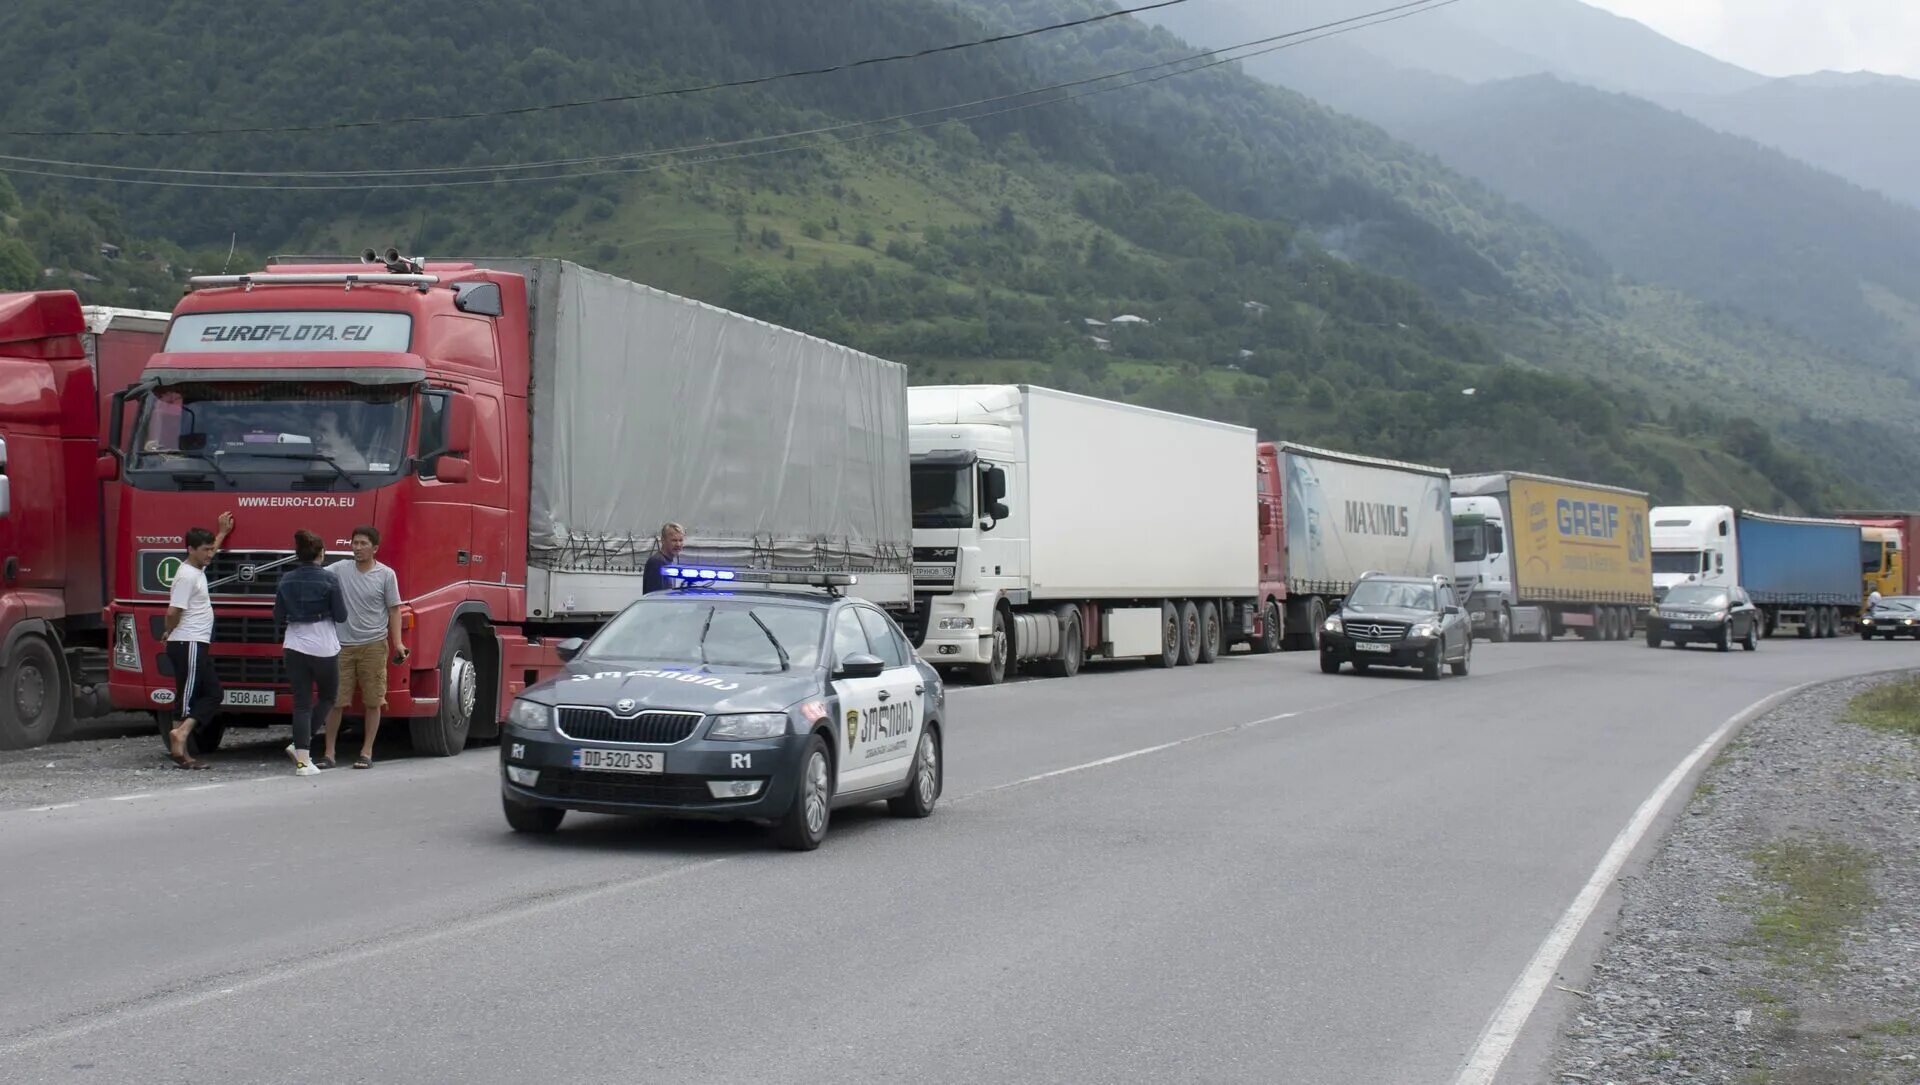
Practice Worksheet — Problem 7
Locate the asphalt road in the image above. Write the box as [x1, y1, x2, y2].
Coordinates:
[2, 637, 1911, 1084]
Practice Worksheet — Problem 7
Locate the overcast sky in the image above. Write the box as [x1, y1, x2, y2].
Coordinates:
[1583, 0, 1920, 78]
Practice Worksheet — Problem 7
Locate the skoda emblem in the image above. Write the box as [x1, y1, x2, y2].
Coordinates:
[615, 698, 636, 714]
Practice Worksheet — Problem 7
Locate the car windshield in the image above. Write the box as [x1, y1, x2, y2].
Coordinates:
[1872, 597, 1919, 612]
[1453, 522, 1488, 562]
[1663, 586, 1730, 608]
[128, 383, 409, 485]
[912, 463, 974, 530]
[585, 599, 825, 672]
[1347, 581, 1435, 610]
[1653, 550, 1706, 575]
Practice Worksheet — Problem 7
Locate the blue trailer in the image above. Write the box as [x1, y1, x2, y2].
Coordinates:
[1736, 511, 1862, 637]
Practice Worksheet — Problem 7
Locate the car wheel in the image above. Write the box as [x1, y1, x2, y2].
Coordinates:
[1646, 631, 1662, 649]
[1177, 601, 1201, 666]
[1351, 661, 1371, 675]
[1743, 621, 1758, 651]
[1319, 652, 1341, 675]
[1450, 643, 1471, 677]
[774, 735, 833, 851]
[888, 727, 942, 818]
[503, 796, 564, 834]
[1252, 600, 1283, 654]
[968, 608, 1011, 684]
[1197, 601, 1221, 664]
[1422, 651, 1443, 680]
[1716, 622, 1732, 653]
[1150, 601, 1180, 668]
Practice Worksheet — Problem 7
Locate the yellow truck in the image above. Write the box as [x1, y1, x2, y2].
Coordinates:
[1451, 472, 1654, 642]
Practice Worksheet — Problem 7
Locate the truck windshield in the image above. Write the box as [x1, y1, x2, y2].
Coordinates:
[1453, 522, 1487, 562]
[586, 600, 824, 672]
[912, 464, 974, 530]
[128, 383, 409, 487]
[1862, 541, 1886, 574]
[1653, 550, 1706, 575]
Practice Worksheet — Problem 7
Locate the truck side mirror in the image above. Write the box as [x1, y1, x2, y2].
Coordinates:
[0, 476, 9, 519]
[453, 281, 503, 317]
[434, 458, 472, 484]
[94, 452, 121, 482]
[445, 393, 475, 456]
[982, 465, 1007, 503]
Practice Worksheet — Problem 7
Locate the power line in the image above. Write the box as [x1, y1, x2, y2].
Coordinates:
[0, 0, 1196, 139]
[0, 0, 1448, 181]
[0, 0, 1459, 192]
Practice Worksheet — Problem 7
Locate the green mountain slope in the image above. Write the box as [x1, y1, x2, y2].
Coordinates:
[0, 0, 1867, 511]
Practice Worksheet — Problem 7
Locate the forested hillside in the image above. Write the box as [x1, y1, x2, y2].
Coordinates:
[0, 0, 1886, 510]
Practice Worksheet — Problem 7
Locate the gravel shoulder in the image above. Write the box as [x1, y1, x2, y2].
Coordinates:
[1552, 673, 1920, 1083]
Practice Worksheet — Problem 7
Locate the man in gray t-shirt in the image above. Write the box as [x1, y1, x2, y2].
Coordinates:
[322, 525, 409, 768]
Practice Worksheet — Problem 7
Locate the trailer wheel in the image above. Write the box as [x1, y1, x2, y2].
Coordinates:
[1150, 601, 1180, 668]
[1825, 607, 1840, 639]
[1197, 601, 1221, 664]
[1306, 597, 1328, 651]
[0, 633, 67, 750]
[1250, 600, 1282, 655]
[1491, 607, 1511, 644]
[411, 623, 478, 756]
[1176, 601, 1201, 666]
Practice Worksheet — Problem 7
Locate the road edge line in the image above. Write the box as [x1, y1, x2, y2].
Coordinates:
[1449, 678, 1818, 1085]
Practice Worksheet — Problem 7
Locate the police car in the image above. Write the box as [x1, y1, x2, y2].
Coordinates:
[499, 568, 945, 851]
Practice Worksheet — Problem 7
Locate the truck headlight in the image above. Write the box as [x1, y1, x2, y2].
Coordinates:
[112, 614, 141, 672]
[507, 699, 553, 731]
[1411, 621, 1440, 639]
[937, 616, 975, 630]
[707, 713, 789, 741]
[1322, 615, 1343, 635]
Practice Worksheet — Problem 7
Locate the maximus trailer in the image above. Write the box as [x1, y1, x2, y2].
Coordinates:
[905, 384, 1258, 684]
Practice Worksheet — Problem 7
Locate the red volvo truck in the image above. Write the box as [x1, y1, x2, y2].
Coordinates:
[0, 291, 168, 748]
[101, 253, 912, 755]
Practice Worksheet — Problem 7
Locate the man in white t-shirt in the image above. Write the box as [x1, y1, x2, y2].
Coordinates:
[164, 511, 233, 768]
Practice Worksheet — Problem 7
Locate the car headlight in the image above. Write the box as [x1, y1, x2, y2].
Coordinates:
[707, 713, 790, 741]
[1904, 619, 1916, 626]
[1322, 615, 1343, 635]
[937, 616, 975, 630]
[507, 699, 553, 731]
[1411, 621, 1440, 639]
[1709, 611, 1729, 623]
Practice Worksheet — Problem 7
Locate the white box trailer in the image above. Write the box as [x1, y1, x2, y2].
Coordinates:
[907, 384, 1258, 683]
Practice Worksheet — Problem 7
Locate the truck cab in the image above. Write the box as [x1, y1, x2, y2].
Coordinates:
[1860, 525, 1902, 605]
[905, 386, 1020, 680]
[104, 256, 519, 755]
[1450, 493, 1507, 630]
[1650, 505, 1738, 600]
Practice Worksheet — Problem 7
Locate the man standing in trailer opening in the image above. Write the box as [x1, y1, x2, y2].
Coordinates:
[164, 511, 234, 769]
[643, 522, 687, 594]
[324, 526, 407, 769]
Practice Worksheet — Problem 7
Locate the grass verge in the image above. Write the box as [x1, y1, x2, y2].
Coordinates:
[1744, 836, 1880, 973]
[1847, 675, 1920, 737]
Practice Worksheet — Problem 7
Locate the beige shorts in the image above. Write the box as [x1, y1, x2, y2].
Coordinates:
[337, 639, 389, 708]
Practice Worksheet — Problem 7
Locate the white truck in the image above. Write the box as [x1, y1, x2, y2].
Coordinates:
[904, 385, 1259, 683]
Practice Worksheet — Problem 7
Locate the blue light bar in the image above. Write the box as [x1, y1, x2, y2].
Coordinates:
[663, 566, 737, 582]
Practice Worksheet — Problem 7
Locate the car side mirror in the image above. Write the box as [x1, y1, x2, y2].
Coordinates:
[433, 457, 472, 484]
[554, 637, 585, 663]
[836, 652, 886, 680]
[1445, 605, 1462, 616]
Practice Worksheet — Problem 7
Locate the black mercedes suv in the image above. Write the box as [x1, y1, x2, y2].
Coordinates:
[1319, 573, 1473, 679]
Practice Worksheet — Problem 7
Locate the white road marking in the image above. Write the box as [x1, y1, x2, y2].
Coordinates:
[964, 712, 1298, 799]
[0, 857, 727, 1057]
[25, 803, 78, 813]
[1449, 682, 1814, 1085]
[105, 793, 153, 802]
[182, 783, 224, 792]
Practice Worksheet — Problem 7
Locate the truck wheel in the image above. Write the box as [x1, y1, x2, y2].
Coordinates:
[1038, 613, 1082, 679]
[1176, 601, 1201, 666]
[1197, 601, 1221, 664]
[1491, 608, 1511, 644]
[1150, 601, 1180, 668]
[0, 634, 67, 750]
[967, 609, 1010, 685]
[503, 796, 565, 834]
[1251, 600, 1282, 654]
[773, 735, 832, 851]
[411, 623, 479, 756]
[1825, 607, 1840, 638]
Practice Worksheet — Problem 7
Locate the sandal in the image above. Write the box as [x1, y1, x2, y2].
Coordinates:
[313, 757, 336, 770]
[353, 756, 372, 770]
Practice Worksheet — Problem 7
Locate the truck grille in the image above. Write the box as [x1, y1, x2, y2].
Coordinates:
[1346, 622, 1408, 641]
[895, 594, 934, 648]
[150, 614, 285, 645]
[556, 708, 702, 745]
[534, 768, 736, 806]
[215, 655, 289, 686]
